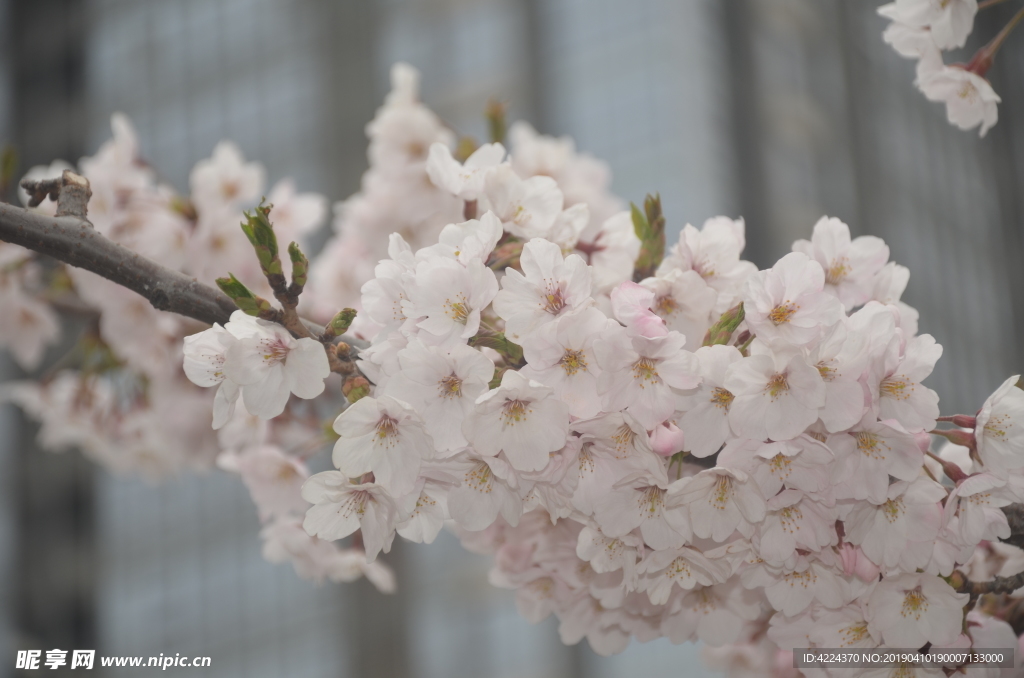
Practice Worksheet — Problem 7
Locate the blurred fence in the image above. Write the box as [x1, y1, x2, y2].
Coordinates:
[3, 1, 1024, 677]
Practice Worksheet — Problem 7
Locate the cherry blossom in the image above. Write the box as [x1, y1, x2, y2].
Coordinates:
[462, 369, 569, 472]
[742, 251, 843, 349]
[975, 375, 1024, 471]
[222, 312, 331, 419]
[301, 472, 398, 561]
[492, 237, 592, 341]
[595, 326, 700, 430]
[724, 351, 826, 443]
[921, 66, 1000, 137]
[867, 572, 969, 647]
[519, 306, 613, 419]
[331, 395, 433, 496]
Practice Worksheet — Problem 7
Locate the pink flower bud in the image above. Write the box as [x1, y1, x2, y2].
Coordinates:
[610, 282, 667, 338]
[838, 543, 880, 583]
[650, 422, 685, 457]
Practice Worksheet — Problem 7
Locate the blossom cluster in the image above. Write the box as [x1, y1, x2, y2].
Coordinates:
[1, 115, 396, 588]
[4, 60, 1024, 677]
[879, 0, 1002, 136]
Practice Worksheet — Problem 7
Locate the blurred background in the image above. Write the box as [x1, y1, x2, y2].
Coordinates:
[3, 0, 1024, 676]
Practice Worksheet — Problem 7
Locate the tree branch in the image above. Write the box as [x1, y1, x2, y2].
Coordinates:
[952, 568, 1024, 596]
[0, 200, 239, 326]
[1001, 504, 1024, 550]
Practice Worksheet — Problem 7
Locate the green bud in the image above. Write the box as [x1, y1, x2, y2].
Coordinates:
[328, 308, 357, 337]
[631, 193, 666, 281]
[343, 376, 371, 403]
[288, 241, 309, 288]
[485, 99, 507, 144]
[216, 273, 272, 317]
[702, 303, 745, 346]
[470, 332, 524, 367]
[240, 200, 280, 277]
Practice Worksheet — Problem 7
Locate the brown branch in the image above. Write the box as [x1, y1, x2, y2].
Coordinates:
[6, 174, 371, 387]
[951, 568, 1024, 596]
[0, 200, 238, 326]
[1000, 504, 1024, 550]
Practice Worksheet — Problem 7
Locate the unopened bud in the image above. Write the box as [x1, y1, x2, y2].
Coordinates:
[335, 342, 351, 360]
[343, 376, 371, 403]
[703, 303, 746, 346]
[328, 308, 357, 337]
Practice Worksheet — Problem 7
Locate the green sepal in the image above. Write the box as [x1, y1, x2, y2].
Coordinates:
[216, 273, 271, 316]
[702, 303, 745, 347]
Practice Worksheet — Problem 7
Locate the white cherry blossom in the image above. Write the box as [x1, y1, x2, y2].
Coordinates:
[380, 340, 494, 452]
[866, 572, 969, 648]
[492, 237, 592, 341]
[724, 351, 826, 442]
[519, 306, 613, 419]
[301, 472, 398, 561]
[463, 369, 570, 472]
[742, 251, 843, 349]
[331, 395, 433, 496]
[975, 375, 1024, 471]
[595, 326, 700, 430]
[426, 141, 506, 200]
[222, 312, 330, 419]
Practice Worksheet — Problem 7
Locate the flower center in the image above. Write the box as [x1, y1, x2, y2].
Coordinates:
[437, 373, 463, 399]
[710, 476, 732, 510]
[259, 337, 291, 365]
[465, 462, 493, 493]
[984, 413, 1010, 441]
[338, 490, 369, 517]
[826, 258, 850, 286]
[611, 425, 639, 458]
[637, 486, 666, 517]
[542, 283, 566, 314]
[375, 415, 400, 448]
[578, 442, 596, 474]
[882, 497, 905, 523]
[768, 302, 798, 325]
[839, 622, 870, 647]
[559, 349, 587, 376]
[777, 505, 802, 533]
[666, 557, 693, 581]
[880, 376, 911, 400]
[816, 360, 837, 382]
[632, 357, 660, 385]
[855, 432, 887, 460]
[501, 398, 531, 426]
[444, 294, 471, 324]
[900, 587, 928, 619]
[710, 387, 734, 410]
[654, 295, 679, 318]
[764, 373, 789, 399]
[769, 453, 792, 481]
